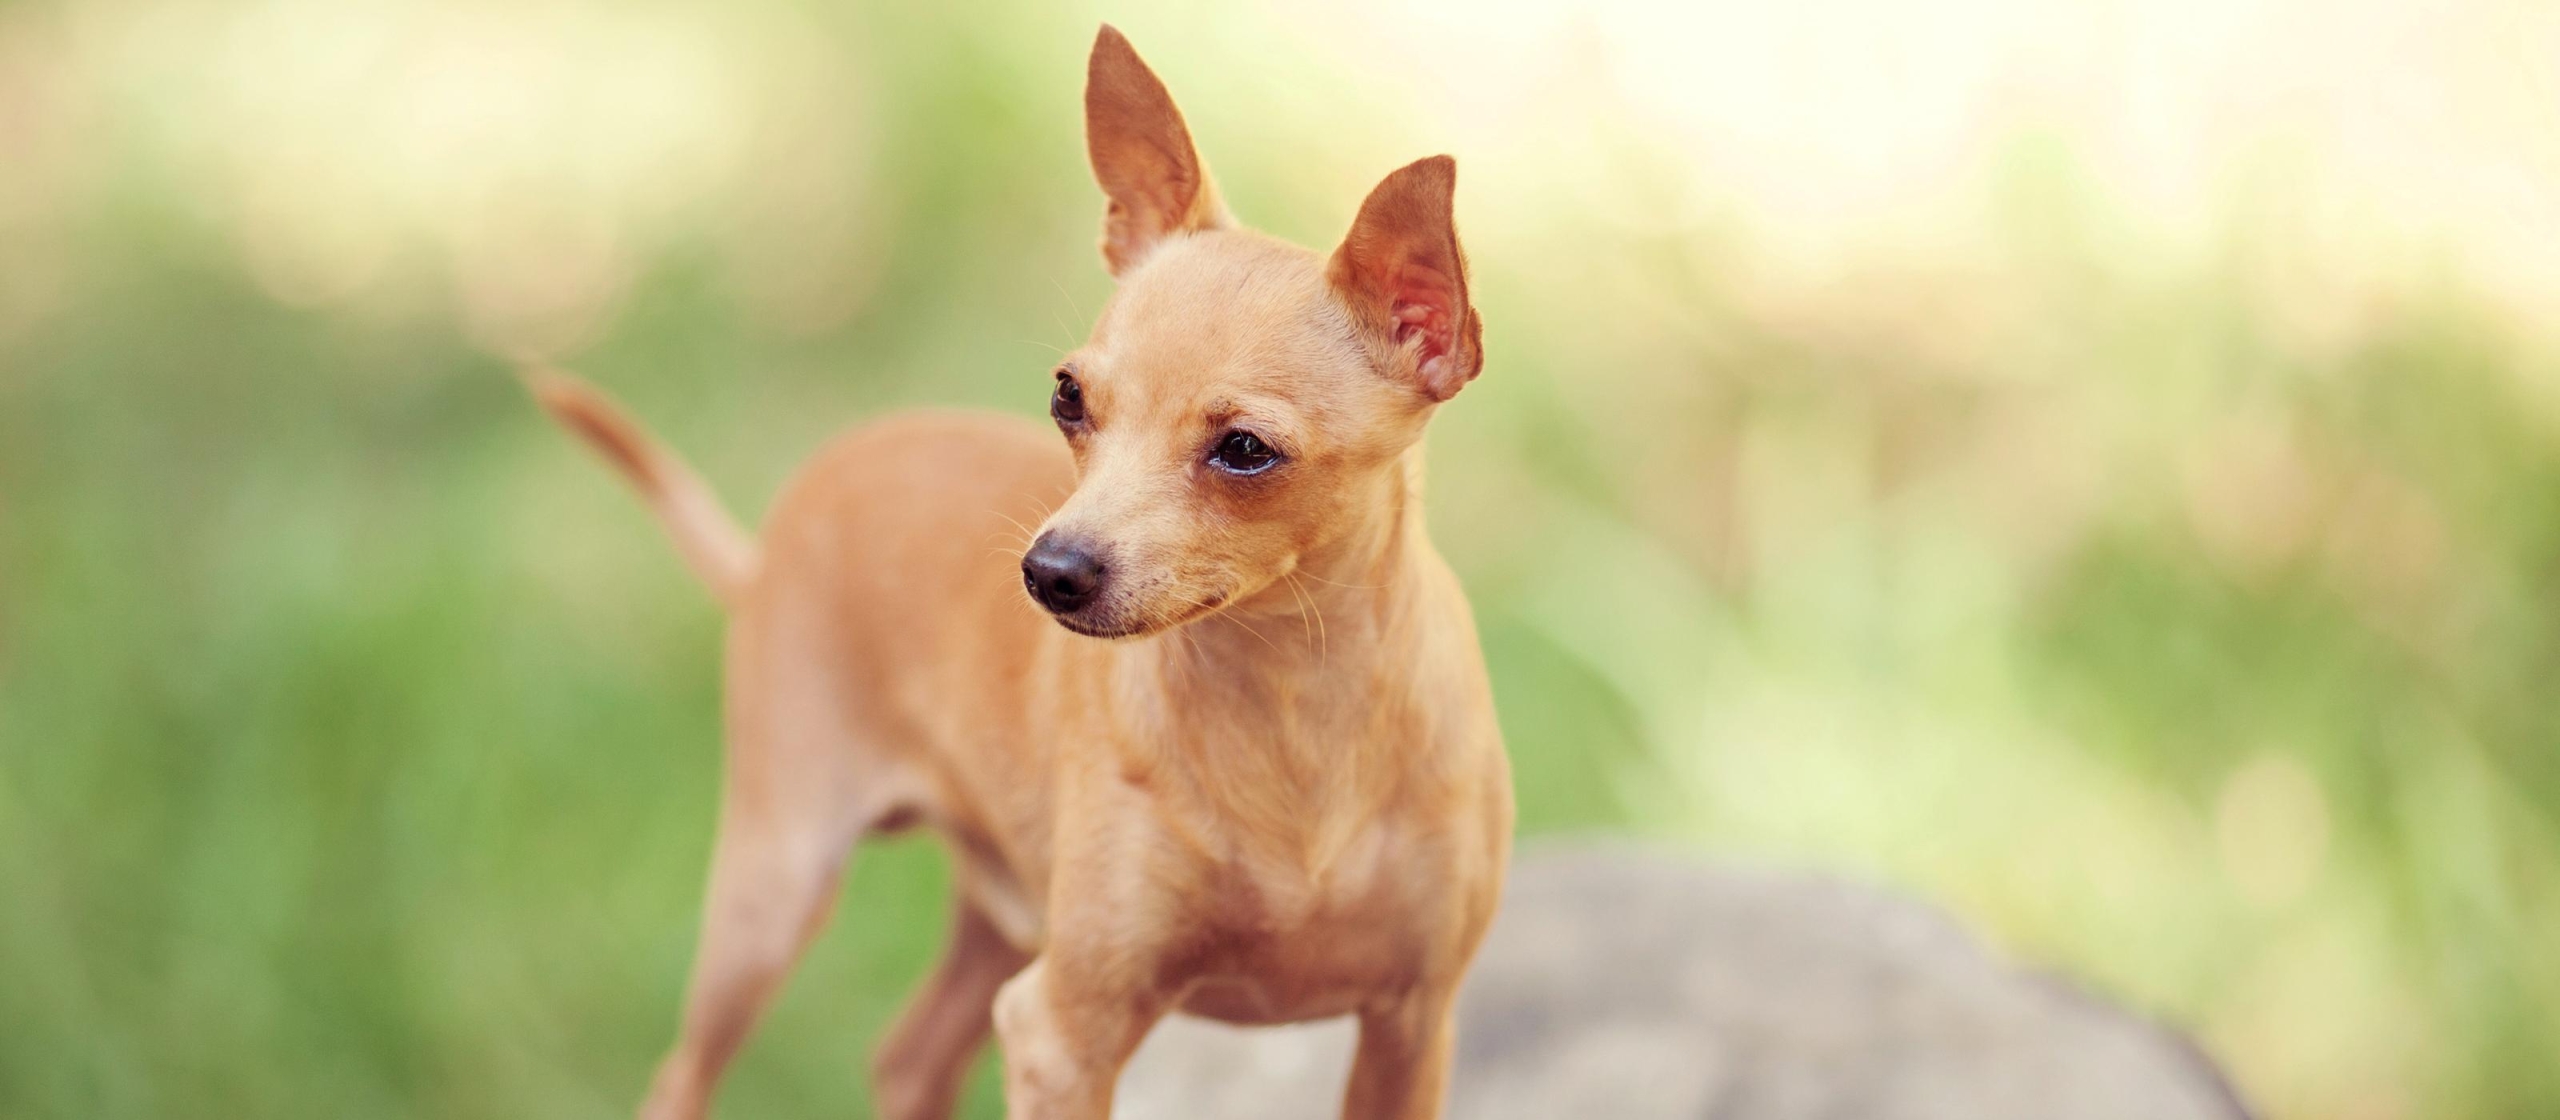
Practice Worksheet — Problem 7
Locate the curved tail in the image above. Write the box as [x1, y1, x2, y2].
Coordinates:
[523, 367, 758, 608]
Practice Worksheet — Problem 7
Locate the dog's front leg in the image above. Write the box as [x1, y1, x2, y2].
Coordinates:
[990, 954, 1169, 1120]
[1340, 987, 1460, 1120]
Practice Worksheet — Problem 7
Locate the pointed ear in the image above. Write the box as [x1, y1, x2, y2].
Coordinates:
[1328, 156, 1482, 402]
[1085, 25, 1232, 276]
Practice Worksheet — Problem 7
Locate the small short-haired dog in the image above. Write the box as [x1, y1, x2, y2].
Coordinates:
[531, 25, 1511, 1120]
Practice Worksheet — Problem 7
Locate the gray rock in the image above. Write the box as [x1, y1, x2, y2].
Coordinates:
[1115, 846, 2250, 1120]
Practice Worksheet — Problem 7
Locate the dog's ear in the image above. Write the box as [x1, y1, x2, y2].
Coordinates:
[1328, 156, 1482, 402]
[1085, 25, 1232, 277]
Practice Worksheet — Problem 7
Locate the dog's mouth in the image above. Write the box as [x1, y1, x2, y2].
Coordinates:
[1047, 590, 1231, 641]
[1051, 613, 1145, 640]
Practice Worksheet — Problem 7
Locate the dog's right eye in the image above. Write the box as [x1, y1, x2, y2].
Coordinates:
[1207, 429, 1281, 475]
[1051, 370, 1086, 426]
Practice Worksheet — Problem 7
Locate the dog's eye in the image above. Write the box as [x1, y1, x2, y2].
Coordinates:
[1207, 430, 1281, 475]
[1051, 370, 1086, 426]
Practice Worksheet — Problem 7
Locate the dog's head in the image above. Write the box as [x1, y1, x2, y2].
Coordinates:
[1022, 25, 1484, 639]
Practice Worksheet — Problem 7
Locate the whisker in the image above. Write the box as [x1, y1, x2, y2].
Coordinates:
[1221, 611, 1283, 656]
[989, 509, 1042, 547]
[1294, 569, 1386, 591]
[999, 576, 1050, 624]
[1286, 570, 1330, 668]
[1050, 276, 1091, 337]
[1283, 571, 1316, 648]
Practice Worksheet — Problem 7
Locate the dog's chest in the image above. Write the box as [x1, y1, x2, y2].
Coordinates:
[1175, 815, 1450, 1024]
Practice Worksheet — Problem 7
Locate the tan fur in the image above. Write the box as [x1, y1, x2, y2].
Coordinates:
[532, 25, 1511, 1120]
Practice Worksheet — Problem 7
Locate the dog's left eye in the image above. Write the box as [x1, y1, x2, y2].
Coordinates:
[1051, 370, 1086, 426]
[1207, 430, 1281, 475]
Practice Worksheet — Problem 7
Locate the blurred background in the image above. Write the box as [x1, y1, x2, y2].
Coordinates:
[4, 0, 2558, 1116]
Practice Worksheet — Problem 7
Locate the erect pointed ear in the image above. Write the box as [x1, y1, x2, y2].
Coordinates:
[1084, 25, 1233, 277]
[1328, 155, 1482, 402]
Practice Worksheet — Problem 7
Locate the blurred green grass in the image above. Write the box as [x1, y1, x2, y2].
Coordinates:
[5, 2, 2560, 1118]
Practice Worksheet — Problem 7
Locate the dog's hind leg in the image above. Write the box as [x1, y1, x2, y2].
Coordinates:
[637, 626, 900, 1120]
[869, 891, 1033, 1120]
[638, 801, 856, 1120]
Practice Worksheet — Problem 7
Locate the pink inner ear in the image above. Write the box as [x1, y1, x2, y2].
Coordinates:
[1389, 263, 1461, 362]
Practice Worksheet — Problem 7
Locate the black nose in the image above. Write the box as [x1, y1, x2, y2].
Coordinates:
[1022, 535, 1106, 614]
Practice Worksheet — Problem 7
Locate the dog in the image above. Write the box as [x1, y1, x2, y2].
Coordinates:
[529, 25, 1511, 1120]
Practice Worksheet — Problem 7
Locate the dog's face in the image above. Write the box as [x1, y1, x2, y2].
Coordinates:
[1021, 27, 1484, 639]
[1026, 231, 1422, 638]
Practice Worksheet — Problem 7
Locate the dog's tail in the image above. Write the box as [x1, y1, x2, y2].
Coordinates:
[523, 367, 759, 609]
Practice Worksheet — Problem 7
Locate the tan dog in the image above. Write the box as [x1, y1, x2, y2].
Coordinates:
[531, 25, 1510, 1120]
